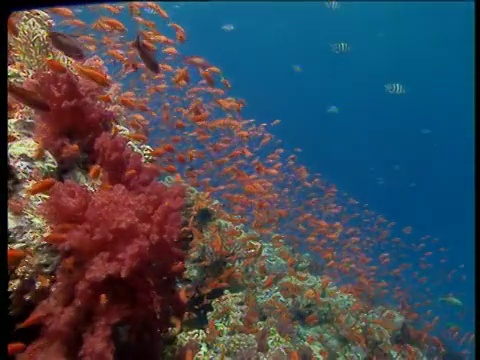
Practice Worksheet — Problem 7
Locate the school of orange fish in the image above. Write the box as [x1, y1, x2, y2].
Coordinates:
[7, 3, 474, 360]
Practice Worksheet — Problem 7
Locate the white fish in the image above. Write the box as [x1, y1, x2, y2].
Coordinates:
[385, 83, 406, 94]
[325, 0, 340, 10]
[221, 24, 235, 32]
[439, 296, 463, 307]
[326, 105, 339, 114]
[420, 128, 432, 134]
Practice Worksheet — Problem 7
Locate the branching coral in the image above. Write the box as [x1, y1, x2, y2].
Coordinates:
[19, 178, 186, 359]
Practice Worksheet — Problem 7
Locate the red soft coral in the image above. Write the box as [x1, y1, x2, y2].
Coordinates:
[21, 180, 186, 360]
[93, 133, 159, 190]
[24, 70, 114, 163]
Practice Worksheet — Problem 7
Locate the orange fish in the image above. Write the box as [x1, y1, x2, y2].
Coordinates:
[8, 248, 27, 268]
[48, 7, 75, 17]
[45, 58, 67, 73]
[16, 312, 44, 329]
[60, 19, 87, 27]
[162, 47, 179, 56]
[98, 4, 124, 14]
[164, 165, 177, 173]
[96, 17, 127, 32]
[99, 293, 109, 305]
[263, 274, 275, 288]
[43, 233, 68, 245]
[74, 63, 111, 87]
[8, 342, 26, 356]
[26, 178, 56, 196]
[201, 70, 215, 87]
[126, 133, 148, 143]
[147, 2, 169, 19]
[8, 13, 19, 37]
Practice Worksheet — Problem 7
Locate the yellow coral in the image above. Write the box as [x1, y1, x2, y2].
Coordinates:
[8, 10, 72, 82]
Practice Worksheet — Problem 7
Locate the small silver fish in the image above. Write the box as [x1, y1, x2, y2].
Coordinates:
[221, 24, 235, 32]
[439, 296, 463, 307]
[326, 105, 339, 114]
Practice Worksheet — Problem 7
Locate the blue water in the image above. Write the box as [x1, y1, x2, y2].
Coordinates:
[56, 1, 474, 356]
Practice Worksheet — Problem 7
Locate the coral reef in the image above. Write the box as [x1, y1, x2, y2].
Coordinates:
[8, 10, 188, 358]
[7, 8, 440, 360]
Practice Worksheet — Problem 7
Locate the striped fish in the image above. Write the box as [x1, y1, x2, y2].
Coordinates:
[384, 83, 406, 95]
[331, 42, 350, 54]
[325, 0, 340, 10]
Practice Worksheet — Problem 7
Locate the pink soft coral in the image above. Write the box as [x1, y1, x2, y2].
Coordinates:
[21, 180, 186, 360]
[25, 70, 114, 163]
[94, 132, 159, 190]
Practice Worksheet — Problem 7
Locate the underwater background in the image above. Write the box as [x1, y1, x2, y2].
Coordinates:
[8, 1, 474, 358]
